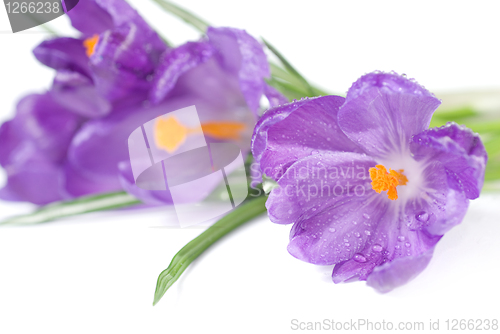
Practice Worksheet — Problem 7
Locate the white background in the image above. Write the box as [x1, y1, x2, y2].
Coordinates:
[0, 1, 499, 333]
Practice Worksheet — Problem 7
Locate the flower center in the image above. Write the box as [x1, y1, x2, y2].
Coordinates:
[154, 116, 245, 153]
[369, 165, 408, 200]
[83, 35, 99, 57]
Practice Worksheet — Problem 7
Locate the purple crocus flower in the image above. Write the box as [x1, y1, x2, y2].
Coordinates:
[0, 0, 279, 205]
[252, 72, 487, 292]
[34, 0, 167, 105]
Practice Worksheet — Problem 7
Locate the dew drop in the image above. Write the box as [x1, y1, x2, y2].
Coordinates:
[328, 228, 336, 233]
[364, 230, 371, 236]
[397, 236, 405, 242]
[363, 213, 371, 219]
[416, 211, 429, 222]
[372, 244, 383, 252]
[405, 242, 411, 248]
[354, 254, 367, 263]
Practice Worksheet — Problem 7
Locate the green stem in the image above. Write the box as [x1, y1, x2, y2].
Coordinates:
[0, 192, 141, 226]
[153, 195, 267, 305]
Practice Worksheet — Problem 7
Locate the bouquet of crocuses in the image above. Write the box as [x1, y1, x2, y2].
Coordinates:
[0, 0, 499, 308]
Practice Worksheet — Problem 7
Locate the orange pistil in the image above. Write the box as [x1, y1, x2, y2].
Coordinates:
[154, 116, 246, 153]
[201, 122, 245, 141]
[154, 116, 191, 153]
[369, 165, 408, 200]
[83, 35, 99, 57]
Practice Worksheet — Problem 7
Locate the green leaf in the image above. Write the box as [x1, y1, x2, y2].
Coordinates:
[263, 38, 315, 96]
[0, 192, 141, 226]
[484, 135, 500, 157]
[153, 195, 267, 305]
[485, 153, 500, 182]
[265, 77, 308, 101]
[269, 62, 308, 90]
[466, 120, 500, 134]
[150, 0, 209, 33]
[432, 106, 478, 121]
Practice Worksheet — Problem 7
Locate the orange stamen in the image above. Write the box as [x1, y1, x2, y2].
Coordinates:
[83, 35, 99, 57]
[201, 122, 245, 140]
[369, 164, 408, 200]
[154, 116, 246, 153]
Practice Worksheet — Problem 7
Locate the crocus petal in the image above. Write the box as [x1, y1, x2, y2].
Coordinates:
[67, 96, 241, 185]
[66, 0, 167, 101]
[0, 120, 21, 167]
[252, 96, 361, 181]
[0, 148, 64, 205]
[89, 23, 164, 101]
[151, 50, 256, 150]
[150, 41, 214, 104]
[118, 161, 173, 205]
[68, 0, 166, 45]
[51, 70, 111, 118]
[33, 37, 90, 76]
[338, 72, 441, 159]
[266, 151, 376, 225]
[67, 99, 148, 181]
[66, 0, 114, 35]
[9, 93, 82, 164]
[411, 122, 487, 199]
[264, 83, 289, 108]
[332, 161, 448, 285]
[63, 161, 121, 197]
[207, 27, 270, 116]
[366, 247, 434, 293]
[0, 93, 82, 204]
[287, 193, 389, 265]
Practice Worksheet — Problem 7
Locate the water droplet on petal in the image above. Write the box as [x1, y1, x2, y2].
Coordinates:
[397, 236, 405, 242]
[354, 254, 367, 263]
[364, 230, 371, 236]
[416, 211, 429, 222]
[372, 244, 383, 252]
[405, 242, 411, 248]
[328, 228, 336, 233]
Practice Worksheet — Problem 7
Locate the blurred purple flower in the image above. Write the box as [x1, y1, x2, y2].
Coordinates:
[0, 0, 280, 205]
[251, 72, 487, 292]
